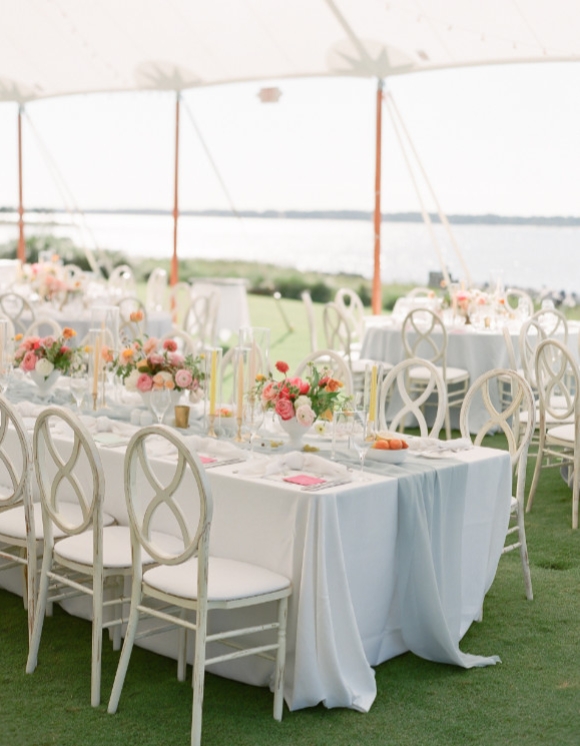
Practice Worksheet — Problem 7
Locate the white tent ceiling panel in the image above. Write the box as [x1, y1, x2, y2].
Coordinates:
[0, 0, 579, 102]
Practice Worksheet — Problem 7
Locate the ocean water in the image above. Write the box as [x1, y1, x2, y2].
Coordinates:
[0, 212, 578, 295]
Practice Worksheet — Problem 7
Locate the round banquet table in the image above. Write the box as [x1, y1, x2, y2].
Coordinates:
[361, 316, 580, 433]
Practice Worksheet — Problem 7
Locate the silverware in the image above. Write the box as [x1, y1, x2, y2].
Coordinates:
[204, 457, 247, 469]
[301, 477, 352, 492]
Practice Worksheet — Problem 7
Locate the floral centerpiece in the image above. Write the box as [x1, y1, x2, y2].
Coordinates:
[113, 336, 204, 399]
[14, 327, 78, 379]
[255, 360, 346, 428]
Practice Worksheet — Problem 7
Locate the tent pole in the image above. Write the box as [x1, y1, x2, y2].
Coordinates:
[372, 79, 384, 315]
[171, 92, 181, 287]
[17, 104, 25, 264]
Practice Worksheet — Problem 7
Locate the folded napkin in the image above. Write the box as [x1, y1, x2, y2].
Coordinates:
[407, 437, 473, 453]
[14, 401, 47, 419]
[143, 433, 246, 461]
[238, 450, 350, 478]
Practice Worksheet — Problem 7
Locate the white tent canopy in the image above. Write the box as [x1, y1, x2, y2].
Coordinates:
[1, 0, 580, 102]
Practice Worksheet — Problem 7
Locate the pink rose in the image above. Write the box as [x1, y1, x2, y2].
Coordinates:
[163, 339, 177, 352]
[144, 338, 158, 354]
[41, 336, 55, 349]
[275, 398, 295, 421]
[21, 350, 37, 372]
[168, 353, 184, 367]
[262, 382, 276, 402]
[287, 377, 310, 395]
[147, 353, 164, 367]
[175, 369, 193, 389]
[136, 373, 153, 392]
[295, 404, 315, 427]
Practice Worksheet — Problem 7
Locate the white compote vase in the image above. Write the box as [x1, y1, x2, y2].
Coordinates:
[29, 369, 60, 398]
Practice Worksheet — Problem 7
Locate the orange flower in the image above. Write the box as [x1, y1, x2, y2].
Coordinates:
[14, 333, 23, 342]
[136, 359, 150, 371]
[101, 345, 114, 363]
[129, 310, 144, 323]
[121, 347, 134, 362]
[62, 327, 77, 339]
[325, 378, 343, 393]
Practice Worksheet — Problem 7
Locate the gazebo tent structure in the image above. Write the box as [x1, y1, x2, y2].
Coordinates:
[2, 0, 580, 310]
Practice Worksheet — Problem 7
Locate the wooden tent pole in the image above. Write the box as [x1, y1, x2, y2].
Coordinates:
[17, 104, 25, 264]
[170, 92, 180, 286]
[371, 79, 384, 315]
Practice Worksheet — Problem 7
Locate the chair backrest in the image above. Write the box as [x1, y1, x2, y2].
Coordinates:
[24, 316, 63, 339]
[145, 267, 168, 312]
[293, 349, 353, 396]
[160, 328, 197, 356]
[124, 425, 212, 570]
[322, 302, 352, 360]
[378, 358, 447, 438]
[534, 339, 580, 428]
[505, 288, 534, 319]
[300, 290, 318, 352]
[168, 282, 192, 327]
[502, 326, 518, 371]
[184, 292, 219, 348]
[406, 286, 434, 298]
[108, 265, 136, 297]
[335, 288, 365, 342]
[0, 293, 35, 335]
[0, 394, 33, 512]
[63, 264, 85, 284]
[460, 369, 536, 465]
[401, 308, 447, 372]
[33, 406, 105, 540]
[532, 307, 568, 341]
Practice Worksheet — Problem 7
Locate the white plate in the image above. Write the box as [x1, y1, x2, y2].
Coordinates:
[366, 447, 409, 464]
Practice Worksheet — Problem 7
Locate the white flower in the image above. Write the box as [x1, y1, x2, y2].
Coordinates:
[295, 403, 315, 427]
[314, 421, 326, 435]
[124, 368, 141, 392]
[35, 358, 54, 378]
[295, 395, 311, 409]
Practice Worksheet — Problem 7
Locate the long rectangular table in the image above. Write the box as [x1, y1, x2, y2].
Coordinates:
[0, 413, 511, 712]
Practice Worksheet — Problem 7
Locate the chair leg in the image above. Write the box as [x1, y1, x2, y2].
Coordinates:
[516, 509, 533, 600]
[91, 578, 104, 707]
[26, 551, 52, 674]
[526, 431, 546, 513]
[572, 453, 580, 530]
[108, 602, 142, 714]
[177, 609, 187, 682]
[444, 405, 452, 440]
[191, 606, 208, 746]
[273, 596, 288, 722]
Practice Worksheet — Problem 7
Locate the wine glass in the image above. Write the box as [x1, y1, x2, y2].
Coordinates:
[244, 396, 265, 453]
[331, 406, 353, 461]
[69, 368, 88, 411]
[351, 409, 372, 475]
[150, 386, 171, 424]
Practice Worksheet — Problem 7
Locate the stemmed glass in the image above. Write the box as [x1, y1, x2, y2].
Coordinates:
[244, 396, 265, 454]
[150, 386, 171, 424]
[351, 410, 372, 475]
[69, 366, 88, 411]
[331, 406, 353, 461]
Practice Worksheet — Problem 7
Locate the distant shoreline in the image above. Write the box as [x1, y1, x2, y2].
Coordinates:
[1, 207, 580, 228]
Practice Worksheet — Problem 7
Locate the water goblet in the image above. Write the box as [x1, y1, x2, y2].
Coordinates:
[150, 386, 171, 424]
[351, 410, 372, 476]
[69, 368, 88, 411]
[244, 397, 265, 453]
[331, 407, 353, 461]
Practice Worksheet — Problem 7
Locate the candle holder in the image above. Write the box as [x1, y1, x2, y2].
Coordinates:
[88, 328, 105, 412]
[238, 327, 270, 389]
[90, 305, 120, 403]
[203, 346, 222, 437]
[233, 346, 250, 444]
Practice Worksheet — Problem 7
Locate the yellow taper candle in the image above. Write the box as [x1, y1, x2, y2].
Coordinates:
[209, 350, 217, 416]
[237, 354, 244, 418]
[368, 365, 377, 423]
[92, 336, 101, 398]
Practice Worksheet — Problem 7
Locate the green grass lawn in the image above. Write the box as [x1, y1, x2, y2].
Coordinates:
[2, 295, 580, 745]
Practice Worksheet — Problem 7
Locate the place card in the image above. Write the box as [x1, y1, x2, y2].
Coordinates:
[199, 454, 218, 465]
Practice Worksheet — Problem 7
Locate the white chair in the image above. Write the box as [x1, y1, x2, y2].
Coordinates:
[0, 395, 36, 639]
[168, 281, 192, 327]
[24, 316, 63, 339]
[107, 425, 292, 746]
[145, 267, 168, 312]
[294, 349, 353, 396]
[335, 288, 365, 346]
[0, 293, 35, 336]
[406, 286, 435, 298]
[300, 290, 318, 353]
[505, 288, 534, 319]
[108, 264, 136, 298]
[26, 407, 137, 706]
[527, 339, 580, 528]
[183, 292, 219, 350]
[378, 358, 447, 438]
[401, 308, 470, 439]
[460, 369, 535, 600]
[63, 264, 85, 284]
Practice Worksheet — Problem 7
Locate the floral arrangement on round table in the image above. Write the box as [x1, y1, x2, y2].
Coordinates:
[15, 327, 78, 376]
[113, 337, 205, 399]
[255, 360, 346, 437]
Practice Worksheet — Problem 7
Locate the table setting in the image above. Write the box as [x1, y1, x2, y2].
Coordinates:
[0, 320, 513, 713]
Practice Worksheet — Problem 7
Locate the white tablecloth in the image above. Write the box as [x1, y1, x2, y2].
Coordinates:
[361, 317, 579, 432]
[0, 403, 511, 712]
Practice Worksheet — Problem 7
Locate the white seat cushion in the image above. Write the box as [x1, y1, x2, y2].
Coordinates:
[54, 526, 183, 569]
[410, 365, 469, 383]
[144, 556, 291, 602]
[0, 502, 115, 542]
[519, 409, 573, 425]
[547, 424, 576, 443]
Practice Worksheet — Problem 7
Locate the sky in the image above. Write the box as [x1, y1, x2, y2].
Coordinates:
[0, 60, 579, 218]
